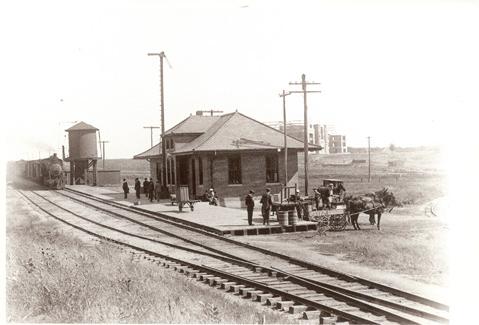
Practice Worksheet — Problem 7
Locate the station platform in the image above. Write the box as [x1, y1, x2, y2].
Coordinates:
[65, 185, 318, 236]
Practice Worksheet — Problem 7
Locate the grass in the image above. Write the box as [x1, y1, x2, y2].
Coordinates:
[298, 149, 445, 205]
[314, 224, 448, 284]
[6, 191, 296, 323]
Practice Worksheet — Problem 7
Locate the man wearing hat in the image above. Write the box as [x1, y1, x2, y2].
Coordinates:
[244, 190, 255, 226]
[292, 188, 303, 219]
[260, 188, 273, 225]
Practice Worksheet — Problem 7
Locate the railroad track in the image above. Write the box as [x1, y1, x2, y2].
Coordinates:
[15, 188, 449, 324]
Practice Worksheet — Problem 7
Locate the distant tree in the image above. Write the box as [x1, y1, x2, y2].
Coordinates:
[389, 143, 396, 152]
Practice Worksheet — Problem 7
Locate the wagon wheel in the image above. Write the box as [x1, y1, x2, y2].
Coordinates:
[316, 212, 330, 235]
[329, 214, 347, 231]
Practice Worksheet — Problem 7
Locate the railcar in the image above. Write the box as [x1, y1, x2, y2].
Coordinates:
[24, 153, 65, 189]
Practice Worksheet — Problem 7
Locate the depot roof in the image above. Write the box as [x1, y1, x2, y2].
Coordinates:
[134, 111, 321, 159]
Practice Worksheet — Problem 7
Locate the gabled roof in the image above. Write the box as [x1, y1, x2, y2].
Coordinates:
[134, 142, 162, 159]
[165, 115, 220, 135]
[66, 121, 98, 131]
[134, 111, 321, 159]
[174, 111, 321, 154]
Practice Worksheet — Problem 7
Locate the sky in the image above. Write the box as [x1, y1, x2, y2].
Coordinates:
[1, 0, 478, 160]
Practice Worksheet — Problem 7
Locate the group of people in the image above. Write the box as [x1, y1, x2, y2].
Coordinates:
[312, 183, 346, 210]
[245, 188, 274, 226]
[122, 177, 161, 202]
[244, 183, 347, 226]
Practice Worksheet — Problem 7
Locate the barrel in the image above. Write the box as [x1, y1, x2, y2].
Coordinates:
[288, 209, 298, 226]
[277, 210, 288, 226]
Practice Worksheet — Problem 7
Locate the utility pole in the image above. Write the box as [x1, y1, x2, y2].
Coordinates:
[148, 51, 171, 187]
[368, 136, 371, 182]
[279, 90, 291, 186]
[289, 74, 321, 196]
[198, 109, 224, 116]
[100, 140, 109, 169]
[143, 126, 161, 148]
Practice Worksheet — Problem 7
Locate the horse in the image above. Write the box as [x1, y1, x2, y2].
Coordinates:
[344, 188, 397, 230]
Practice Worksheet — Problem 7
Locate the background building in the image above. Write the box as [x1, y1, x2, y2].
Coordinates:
[265, 121, 348, 154]
[328, 134, 348, 153]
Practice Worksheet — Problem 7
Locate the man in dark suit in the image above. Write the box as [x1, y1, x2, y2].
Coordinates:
[143, 178, 149, 197]
[260, 188, 273, 225]
[134, 178, 141, 199]
[148, 177, 155, 202]
[122, 179, 129, 199]
[245, 190, 255, 226]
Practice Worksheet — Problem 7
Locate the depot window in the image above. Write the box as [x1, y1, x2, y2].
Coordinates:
[228, 156, 242, 184]
[266, 155, 279, 183]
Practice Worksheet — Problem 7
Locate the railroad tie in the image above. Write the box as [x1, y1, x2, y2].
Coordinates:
[207, 277, 223, 286]
[231, 284, 246, 294]
[256, 293, 274, 304]
[302, 310, 321, 320]
[221, 282, 237, 292]
[319, 315, 338, 324]
[266, 296, 283, 306]
[239, 287, 256, 297]
[288, 305, 308, 314]
[277, 300, 295, 311]
[245, 290, 264, 299]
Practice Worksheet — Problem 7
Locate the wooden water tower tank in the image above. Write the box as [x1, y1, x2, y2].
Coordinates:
[65, 121, 99, 185]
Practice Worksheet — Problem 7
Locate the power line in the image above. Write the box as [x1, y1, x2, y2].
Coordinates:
[143, 126, 161, 148]
[148, 51, 170, 187]
[289, 74, 321, 196]
[99, 140, 109, 169]
[279, 90, 292, 186]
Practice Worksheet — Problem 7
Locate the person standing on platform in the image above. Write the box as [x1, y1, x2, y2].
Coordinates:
[260, 188, 272, 226]
[292, 188, 303, 219]
[134, 178, 141, 200]
[313, 188, 321, 211]
[245, 190, 255, 226]
[154, 179, 161, 202]
[122, 179, 129, 199]
[148, 177, 155, 202]
[143, 178, 149, 197]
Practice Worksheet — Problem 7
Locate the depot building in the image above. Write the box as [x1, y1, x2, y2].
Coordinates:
[134, 111, 320, 202]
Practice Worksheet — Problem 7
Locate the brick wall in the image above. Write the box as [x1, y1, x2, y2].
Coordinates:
[147, 150, 300, 207]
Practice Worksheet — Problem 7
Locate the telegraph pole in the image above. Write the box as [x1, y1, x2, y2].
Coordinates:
[368, 136, 371, 182]
[100, 140, 109, 169]
[289, 74, 321, 196]
[143, 126, 161, 148]
[148, 52, 170, 187]
[279, 90, 291, 186]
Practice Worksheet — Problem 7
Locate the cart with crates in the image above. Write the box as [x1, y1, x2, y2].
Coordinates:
[173, 186, 200, 212]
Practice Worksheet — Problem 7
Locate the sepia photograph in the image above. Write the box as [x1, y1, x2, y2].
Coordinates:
[2, 0, 478, 324]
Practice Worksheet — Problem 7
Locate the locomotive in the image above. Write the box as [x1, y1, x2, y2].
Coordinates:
[24, 153, 66, 189]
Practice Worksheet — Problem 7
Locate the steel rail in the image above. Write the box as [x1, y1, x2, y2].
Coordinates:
[17, 190, 385, 324]
[27, 190, 428, 323]
[62, 187, 449, 312]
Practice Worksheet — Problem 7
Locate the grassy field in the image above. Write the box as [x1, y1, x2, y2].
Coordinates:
[6, 190, 296, 323]
[299, 148, 445, 204]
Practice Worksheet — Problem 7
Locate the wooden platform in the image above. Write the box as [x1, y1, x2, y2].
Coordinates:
[65, 185, 318, 236]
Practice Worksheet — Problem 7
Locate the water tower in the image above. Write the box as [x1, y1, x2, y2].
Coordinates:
[64, 121, 99, 185]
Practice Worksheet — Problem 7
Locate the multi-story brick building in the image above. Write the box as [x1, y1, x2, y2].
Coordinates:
[134, 111, 321, 200]
[328, 134, 348, 153]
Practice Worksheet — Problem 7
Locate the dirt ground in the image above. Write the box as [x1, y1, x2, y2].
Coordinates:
[234, 199, 450, 304]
